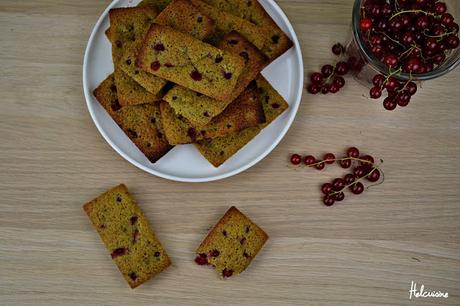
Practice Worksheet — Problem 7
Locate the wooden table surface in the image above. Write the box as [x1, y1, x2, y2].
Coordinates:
[1, 0, 460, 305]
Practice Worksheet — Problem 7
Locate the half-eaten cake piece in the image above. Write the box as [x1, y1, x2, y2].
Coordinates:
[83, 184, 171, 288]
[195, 206, 268, 278]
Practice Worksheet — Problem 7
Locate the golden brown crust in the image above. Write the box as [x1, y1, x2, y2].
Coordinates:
[218, 31, 269, 101]
[190, 0, 268, 50]
[199, 0, 293, 60]
[196, 206, 268, 277]
[155, 0, 215, 40]
[93, 75, 173, 163]
[83, 184, 171, 288]
[137, 24, 246, 102]
[195, 75, 289, 167]
[160, 87, 265, 145]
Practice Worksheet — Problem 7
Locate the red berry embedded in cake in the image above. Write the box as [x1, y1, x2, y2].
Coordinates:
[151, 61, 161, 71]
[195, 207, 268, 279]
[190, 70, 203, 81]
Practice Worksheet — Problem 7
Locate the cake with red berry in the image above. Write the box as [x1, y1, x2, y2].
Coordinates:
[108, 7, 168, 97]
[195, 75, 289, 167]
[83, 184, 171, 289]
[155, 0, 215, 40]
[189, 0, 267, 50]
[195, 206, 268, 278]
[93, 74, 173, 163]
[163, 31, 269, 127]
[159, 87, 266, 145]
[137, 24, 246, 101]
[200, 0, 293, 60]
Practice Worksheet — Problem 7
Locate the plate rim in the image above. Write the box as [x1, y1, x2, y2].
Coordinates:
[82, 0, 304, 183]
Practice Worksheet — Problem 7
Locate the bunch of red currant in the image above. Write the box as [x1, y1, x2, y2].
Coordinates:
[307, 44, 349, 95]
[307, 0, 460, 111]
[290, 147, 383, 207]
[361, 0, 459, 110]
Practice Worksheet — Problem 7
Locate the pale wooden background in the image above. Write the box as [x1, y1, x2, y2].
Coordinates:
[1, 0, 459, 305]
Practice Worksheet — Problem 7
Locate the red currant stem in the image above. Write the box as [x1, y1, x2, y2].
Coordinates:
[423, 29, 459, 40]
[329, 165, 383, 197]
[305, 157, 375, 168]
[399, 46, 415, 60]
[379, 67, 404, 91]
[324, 70, 336, 85]
[377, 31, 405, 48]
[389, 9, 434, 21]
[397, 74, 414, 94]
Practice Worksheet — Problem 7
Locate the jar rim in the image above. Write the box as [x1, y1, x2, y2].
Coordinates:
[352, 0, 460, 81]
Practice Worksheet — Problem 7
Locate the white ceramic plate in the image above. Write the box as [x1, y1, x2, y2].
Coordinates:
[83, 0, 304, 183]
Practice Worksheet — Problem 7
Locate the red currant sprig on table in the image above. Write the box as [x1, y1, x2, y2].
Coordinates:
[290, 147, 384, 206]
[360, 0, 459, 110]
[370, 73, 417, 110]
[307, 43, 349, 95]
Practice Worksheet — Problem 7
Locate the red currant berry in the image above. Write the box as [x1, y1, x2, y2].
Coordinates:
[406, 82, 417, 95]
[310, 72, 323, 84]
[290, 154, 302, 165]
[415, 16, 429, 30]
[347, 147, 360, 158]
[383, 97, 397, 111]
[321, 86, 330, 94]
[383, 54, 398, 68]
[332, 43, 344, 55]
[360, 18, 373, 32]
[370, 86, 382, 99]
[353, 166, 366, 178]
[321, 183, 333, 195]
[323, 153, 336, 164]
[397, 93, 411, 107]
[344, 173, 356, 185]
[351, 182, 365, 195]
[323, 195, 335, 206]
[329, 83, 340, 94]
[367, 169, 381, 182]
[360, 155, 375, 165]
[372, 74, 385, 87]
[447, 35, 460, 49]
[434, 2, 447, 14]
[403, 57, 422, 73]
[441, 13, 454, 27]
[334, 192, 345, 202]
[304, 155, 316, 166]
[332, 178, 346, 191]
[315, 162, 326, 170]
[340, 159, 352, 169]
[321, 64, 334, 77]
[308, 84, 321, 94]
[334, 76, 346, 88]
[335, 61, 349, 75]
[384, 77, 399, 91]
[424, 38, 438, 52]
[401, 31, 415, 46]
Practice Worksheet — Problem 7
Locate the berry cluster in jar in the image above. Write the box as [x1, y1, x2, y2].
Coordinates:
[361, 0, 459, 110]
[290, 147, 383, 207]
[307, 0, 459, 111]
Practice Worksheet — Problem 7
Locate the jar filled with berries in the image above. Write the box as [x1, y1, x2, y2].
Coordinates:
[348, 0, 460, 109]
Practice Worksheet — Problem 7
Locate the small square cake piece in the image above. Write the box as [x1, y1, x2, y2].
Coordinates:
[83, 185, 171, 288]
[195, 206, 268, 278]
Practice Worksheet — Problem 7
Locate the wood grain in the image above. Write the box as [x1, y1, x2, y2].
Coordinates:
[1, 0, 459, 305]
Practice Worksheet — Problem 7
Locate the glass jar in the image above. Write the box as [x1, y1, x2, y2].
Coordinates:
[347, 0, 460, 86]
